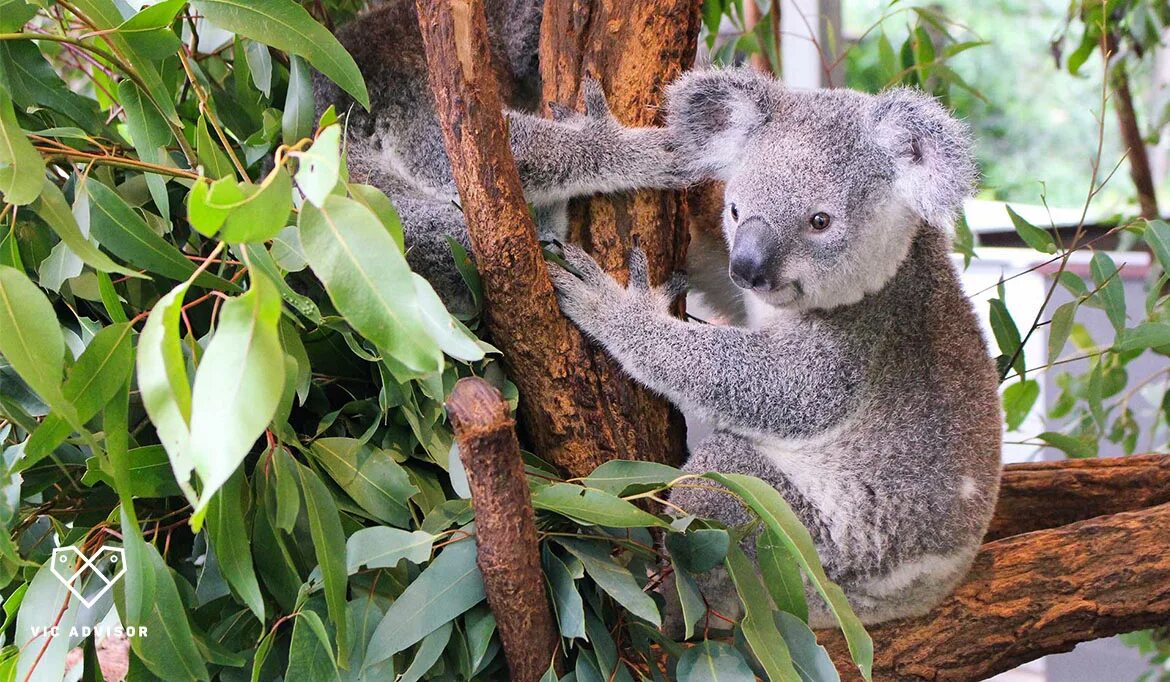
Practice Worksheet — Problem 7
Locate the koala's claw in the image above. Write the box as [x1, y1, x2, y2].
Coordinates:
[626, 247, 650, 292]
[548, 102, 576, 122]
[664, 272, 689, 300]
[557, 244, 609, 287]
[582, 78, 612, 119]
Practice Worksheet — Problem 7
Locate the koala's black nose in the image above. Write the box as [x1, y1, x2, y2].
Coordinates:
[730, 251, 770, 290]
[729, 220, 779, 291]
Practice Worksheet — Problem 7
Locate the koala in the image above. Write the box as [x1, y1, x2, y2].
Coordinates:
[314, 0, 681, 314]
[550, 67, 1002, 628]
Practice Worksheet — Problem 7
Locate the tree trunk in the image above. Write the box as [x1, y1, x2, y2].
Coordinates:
[415, 0, 677, 477]
[447, 378, 561, 681]
[1103, 33, 1160, 219]
[538, 0, 703, 470]
[821, 501, 1170, 681]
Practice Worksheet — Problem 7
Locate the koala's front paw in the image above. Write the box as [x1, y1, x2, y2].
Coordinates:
[547, 244, 624, 335]
[549, 245, 687, 340]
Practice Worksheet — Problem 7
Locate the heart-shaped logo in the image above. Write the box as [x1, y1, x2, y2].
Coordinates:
[49, 546, 126, 608]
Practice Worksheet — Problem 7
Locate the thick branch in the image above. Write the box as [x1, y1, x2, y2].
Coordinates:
[538, 0, 704, 468]
[447, 378, 560, 682]
[415, 0, 666, 477]
[988, 453, 1170, 541]
[823, 501, 1170, 681]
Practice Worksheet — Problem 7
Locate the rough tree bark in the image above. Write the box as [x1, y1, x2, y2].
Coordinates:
[1103, 33, 1160, 219]
[989, 453, 1170, 541]
[538, 0, 704, 470]
[822, 499, 1170, 681]
[415, 0, 678, 477]
[447, 378, 560, 681]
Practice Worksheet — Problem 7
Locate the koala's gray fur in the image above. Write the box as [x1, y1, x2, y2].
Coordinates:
[550, 67, 1002, 628]
[314, 0, 680, 313]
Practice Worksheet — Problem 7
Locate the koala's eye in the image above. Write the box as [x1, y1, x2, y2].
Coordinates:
[810, 212, 832, 231]
[729, 203, 739, 221]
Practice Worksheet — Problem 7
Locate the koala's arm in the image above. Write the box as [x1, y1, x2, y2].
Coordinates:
[506, 90, 682, 205]
[550, 247, 858, 435]
[323, 54, 679, 206]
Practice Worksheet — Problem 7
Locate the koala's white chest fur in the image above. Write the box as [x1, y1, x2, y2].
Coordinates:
[737, 419, 865, 549]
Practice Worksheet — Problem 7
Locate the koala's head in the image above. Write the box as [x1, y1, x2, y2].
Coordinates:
[665, 68, 976, 310]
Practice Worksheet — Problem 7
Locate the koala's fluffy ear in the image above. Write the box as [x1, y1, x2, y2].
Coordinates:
[664, 67, 780, 179]
[870, 88, 977, 229]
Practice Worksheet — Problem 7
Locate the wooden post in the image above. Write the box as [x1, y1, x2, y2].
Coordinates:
[447, 378, 561, 681]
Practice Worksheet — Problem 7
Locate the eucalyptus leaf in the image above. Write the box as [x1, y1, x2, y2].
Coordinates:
[116, 79, 172, 219]
[345, 527, 434, 573]
[533, 483, 668, 528]
[15, 559, 80, 682]
[25, 322, 134, 464]
[399, 621, 453, 682]
[191, 0, 369, 109]
[703, 472, 873, 681]
[287, 607, 339, 681]
[207, 470, 265, 621]
[283, 55, 314, 145]
[0, 89, 43, 205]
[1146, 220, 1170, 272]
[758, 527, 808, 622]
[673, 562, 705, 640]
[1006, 205, 1056, 254]
[0, 265, 68, 413]
[136, 278, 197, 502]
[726, 545, 800, 682]
[557, 538, 660, 627]
[365, 536, 485, 670]
[543, 545, 586, 640]
[32, 179, 141, 279]
[676, 641, 754, 681]
[88, 181, 238, 291]
[310, 437, 417, 527]
[1090, 252, 1126, 335]
[299, 194, 442, 374]
[189, 271, 285, 518]
[582, 459, 683, 496]
[297, 464, 349, 668]
[119, 508, 210, 681]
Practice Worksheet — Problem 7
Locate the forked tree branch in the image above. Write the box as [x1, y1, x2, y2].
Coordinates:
[815, 454, 1170, 680]
[415, 0, 674, 477]
[822, 499, 1170, 680]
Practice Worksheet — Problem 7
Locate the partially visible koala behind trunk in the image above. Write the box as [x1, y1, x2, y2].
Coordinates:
[313, 0, 681, 314]
[550, 67, 1001, 628]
